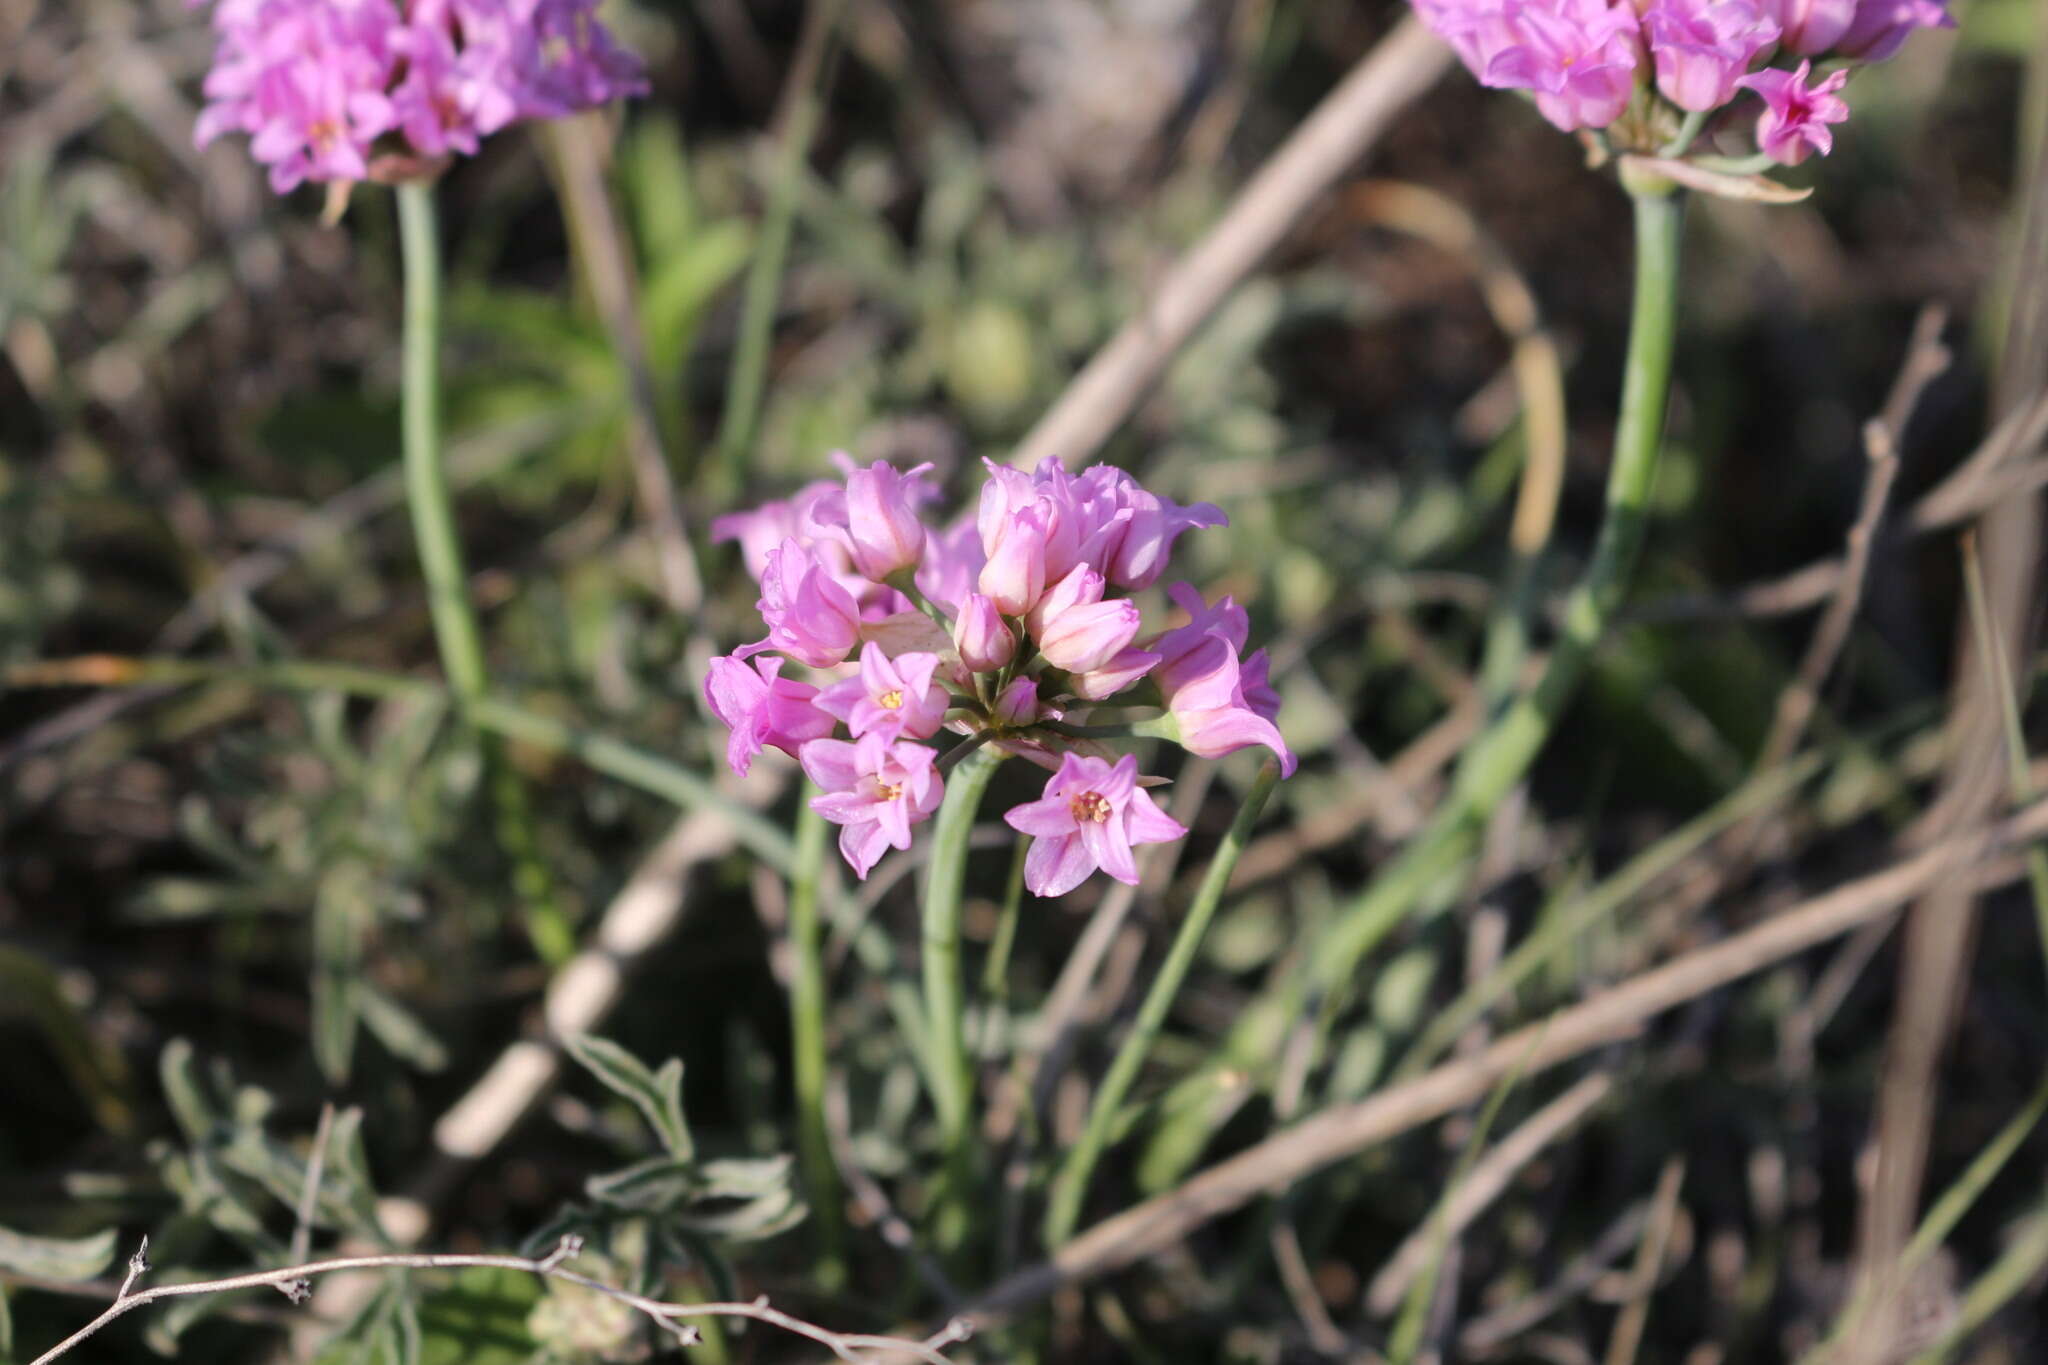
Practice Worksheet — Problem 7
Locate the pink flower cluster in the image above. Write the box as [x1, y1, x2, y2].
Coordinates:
[189, 0, 647, 193]
[1413, 0, 1949, 163]
[705, 455, 1295, 894]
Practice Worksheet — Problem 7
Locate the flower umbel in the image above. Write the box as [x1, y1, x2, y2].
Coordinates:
[190, 0, 647, 193]
[706, 455, 1288, 893]
[1411, 0, 1951, 168]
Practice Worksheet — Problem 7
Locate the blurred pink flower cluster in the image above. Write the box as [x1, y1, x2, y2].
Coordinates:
[1413, 0, 1949, 162]
[705, 455, 1295, 894]
[190, 0, 646, 193]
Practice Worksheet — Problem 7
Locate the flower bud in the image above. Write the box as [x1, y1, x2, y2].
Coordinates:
[842, 458, 932, 580]
[1038, 598, 1143, 675]
[953, 593, 1016, 673]
[992, 677, 1040, 728]
[979, 506, 1048, 617]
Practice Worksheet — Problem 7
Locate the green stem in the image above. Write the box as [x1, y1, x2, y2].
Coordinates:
[1044, 762, 1282, 1247]
[1312, 184, 1686, 993]
[921, 745, 1002, 1245]
[787, 794, 845, 1288]
[397, 182, 485, 703]
[397, 181, 573, 967]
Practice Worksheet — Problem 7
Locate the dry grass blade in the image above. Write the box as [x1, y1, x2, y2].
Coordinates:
[1367, 1071, 1613, 1315]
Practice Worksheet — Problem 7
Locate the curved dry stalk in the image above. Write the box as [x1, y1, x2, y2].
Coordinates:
[1008, 18, 1452, 471]
[27, 1236, 971, 1365]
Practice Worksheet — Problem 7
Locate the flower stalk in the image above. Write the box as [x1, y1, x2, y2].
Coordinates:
[398, 180, 573, 966]
[921, 743, 1003, 1243]
[1312, 182, 1686, 993]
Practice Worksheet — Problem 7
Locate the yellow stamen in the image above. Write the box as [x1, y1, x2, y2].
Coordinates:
[878, 689, 904, 710]
[1070, 791, 1113, 824]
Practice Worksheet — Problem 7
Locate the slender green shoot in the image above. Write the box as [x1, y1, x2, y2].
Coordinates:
[1044, 762, 1281, 1247]
[397, 180, 573, 966]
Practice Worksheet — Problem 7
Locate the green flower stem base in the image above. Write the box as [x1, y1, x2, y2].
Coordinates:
[397, 181, 573, 967]
[1044, 760, 1282, 1247]
[1312, 182, 1686, 995]
[921, 744, 1002, 1249]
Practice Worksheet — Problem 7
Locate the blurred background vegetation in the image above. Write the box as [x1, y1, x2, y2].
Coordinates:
[3, 0, 2047, 1360]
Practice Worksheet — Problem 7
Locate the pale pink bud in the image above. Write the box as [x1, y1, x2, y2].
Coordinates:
[841, 459, 933, 580]
[703, 653, 836, 776]
[1070, 646, 1163, 701]
[953, 593, 1016, 673]
[1757, 0, 1855, 52]
[992, 677, 1040, 728]
[1038, 598, 1143, 675]
[1645, 0, 1779, 112]
[979, 505, 1048, 617]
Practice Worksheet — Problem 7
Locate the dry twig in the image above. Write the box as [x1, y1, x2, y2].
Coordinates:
[28, 1236, 970, 1365]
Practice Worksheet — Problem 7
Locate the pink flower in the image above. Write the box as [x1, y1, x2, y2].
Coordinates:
[1077, 468, 1227, 590]
[1151, 585, 1297, 776]
[189, 0, 646, 193]
[1003, 753, 1186, 896]
[979, 504, 1049, 617]
[1029, 568, 1143, 675]
[804, 457, 936, 581]
[953, 593, 1016, 673]
[1413, 0, 1517, 76]
[703, 654, 836, 777]
[1151, 583, 1250, 684]
[1646, 0, 1780, 112]
[803, 734, 944, 879]
[1481, 0, 1642, 131]
[745, 539, 864, 668]
[1739, 60, 1850, 164]
[915, 517, 986, 615]
[817, 642, 950, 741]
[1069, 646, 1163, 701]
[1757, 0, 1856, 52]
[1836, 0, 1952, 62]
[710, 480, 844, 583]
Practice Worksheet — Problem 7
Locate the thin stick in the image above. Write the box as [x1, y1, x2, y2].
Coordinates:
[969, 786, 2048, 1318]
[25, 1237, 970, 1365]
[1604, 1156, 1686, 1365]
[1366, 1071, 1613, 1315]
[1750, 307, 1946, 779]
[1007, 19, 1451, 471]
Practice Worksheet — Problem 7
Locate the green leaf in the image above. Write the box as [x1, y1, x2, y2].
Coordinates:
[585, 1157, 701, 1213]
[0, 1225, 116, 1281]
[312, 859, 376, 1084]
[356, 985, 449, 1073]
[560, 1034, 692, 1161]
